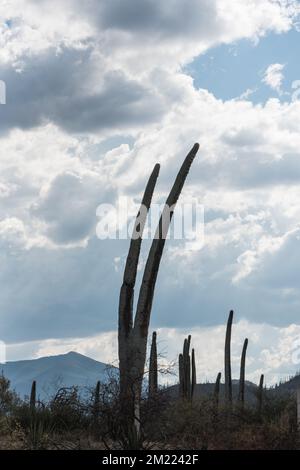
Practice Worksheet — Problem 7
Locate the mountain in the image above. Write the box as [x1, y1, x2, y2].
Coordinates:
[0, 351, 117, 400]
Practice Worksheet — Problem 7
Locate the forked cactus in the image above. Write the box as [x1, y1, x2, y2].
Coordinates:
[118, 144, 200, 439]
[149, 331, 158, 399]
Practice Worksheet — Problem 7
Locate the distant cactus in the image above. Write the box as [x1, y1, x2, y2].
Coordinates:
[30, 380, 36, 410]
[257, 374, 264, 414]
[191, 348, 196, 400]
[238, 338, 248, 408]
[94, 380, 100, 417]
[179, 353, 184, 398]
[224, 310, 234, 406]
[149, 331, 158, 399]
[214, 372, 221, 409]
[179, 335, 196, 401]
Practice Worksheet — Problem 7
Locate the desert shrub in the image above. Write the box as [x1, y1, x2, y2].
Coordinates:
[49, 386, 88, 432]
[0, 374, 19, 414]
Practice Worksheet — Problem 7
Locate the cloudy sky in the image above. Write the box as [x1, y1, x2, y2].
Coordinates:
[1, 0, 300, 385]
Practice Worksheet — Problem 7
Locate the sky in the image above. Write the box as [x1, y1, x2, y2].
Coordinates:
[1, 0, 300, 385]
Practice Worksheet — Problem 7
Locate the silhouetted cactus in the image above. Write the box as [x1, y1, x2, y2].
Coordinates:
[191, 348, 196, 400]
[179, 335, 196, 401]
[118, 144, 200, 440]
[149, 331, 158, 399]
[224, 310, 234, 406]
[257, 374, 264, 414]
[30, 380, 36, 410]
[94, 380, 100, 418]
[179, 353, 184, 398]
[238, 338, 248, 408]
[214, 372, 221, 409]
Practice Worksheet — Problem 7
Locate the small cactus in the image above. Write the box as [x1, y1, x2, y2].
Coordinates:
[214, 372, 222, 409]
[94, 380, 100, 417]
[238, 338, 248, 408]
[257, 374, 264, 414]
[30, 380, 36, 410]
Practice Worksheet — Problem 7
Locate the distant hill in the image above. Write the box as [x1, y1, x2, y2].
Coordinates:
[2, 350, 299, 403]
[0, 351, 116, 400]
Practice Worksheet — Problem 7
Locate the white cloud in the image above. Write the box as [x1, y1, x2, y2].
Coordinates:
[0, 0, 300, 384]
[263, 63, 286, 94]
[6, 319, 300, 385]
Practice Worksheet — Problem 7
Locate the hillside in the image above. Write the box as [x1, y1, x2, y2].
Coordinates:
[0, 351, 116, 400]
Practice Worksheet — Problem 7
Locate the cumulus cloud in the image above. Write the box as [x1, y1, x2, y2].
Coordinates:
[263, 63, 286, 94]
[1, 0, 300, 385]
[7, 320, 300, 385]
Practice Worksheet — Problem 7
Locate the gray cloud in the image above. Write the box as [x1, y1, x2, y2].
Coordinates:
[31, 172, 113, 245]
[0, 47, 165, 134]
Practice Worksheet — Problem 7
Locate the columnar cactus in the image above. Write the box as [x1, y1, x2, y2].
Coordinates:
[257, 374, 264, 414]
[94, 380, 100, 417]
[30, 380, 36, 410]
[214, 372, 222, 409]
[238, 338, 248, 408]
[224, 310, 234, 406]
[149, 331, 158, 399]
[179, 335, 196, 401]
[191, 348, 196, 400]
[118, 144, 200, 439]
[179, 353, 184, 398]
[183, 335, 191, 399]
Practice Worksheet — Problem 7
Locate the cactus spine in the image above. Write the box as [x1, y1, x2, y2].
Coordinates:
[30, 380, 36, 410]
[149, 331, 158, 399]
[224, 310, 234, 406]
[238, 338, 248, 408]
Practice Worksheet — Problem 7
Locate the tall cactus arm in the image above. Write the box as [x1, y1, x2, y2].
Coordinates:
[119, 163, 160, 339]
[133, 143, 200, 336]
